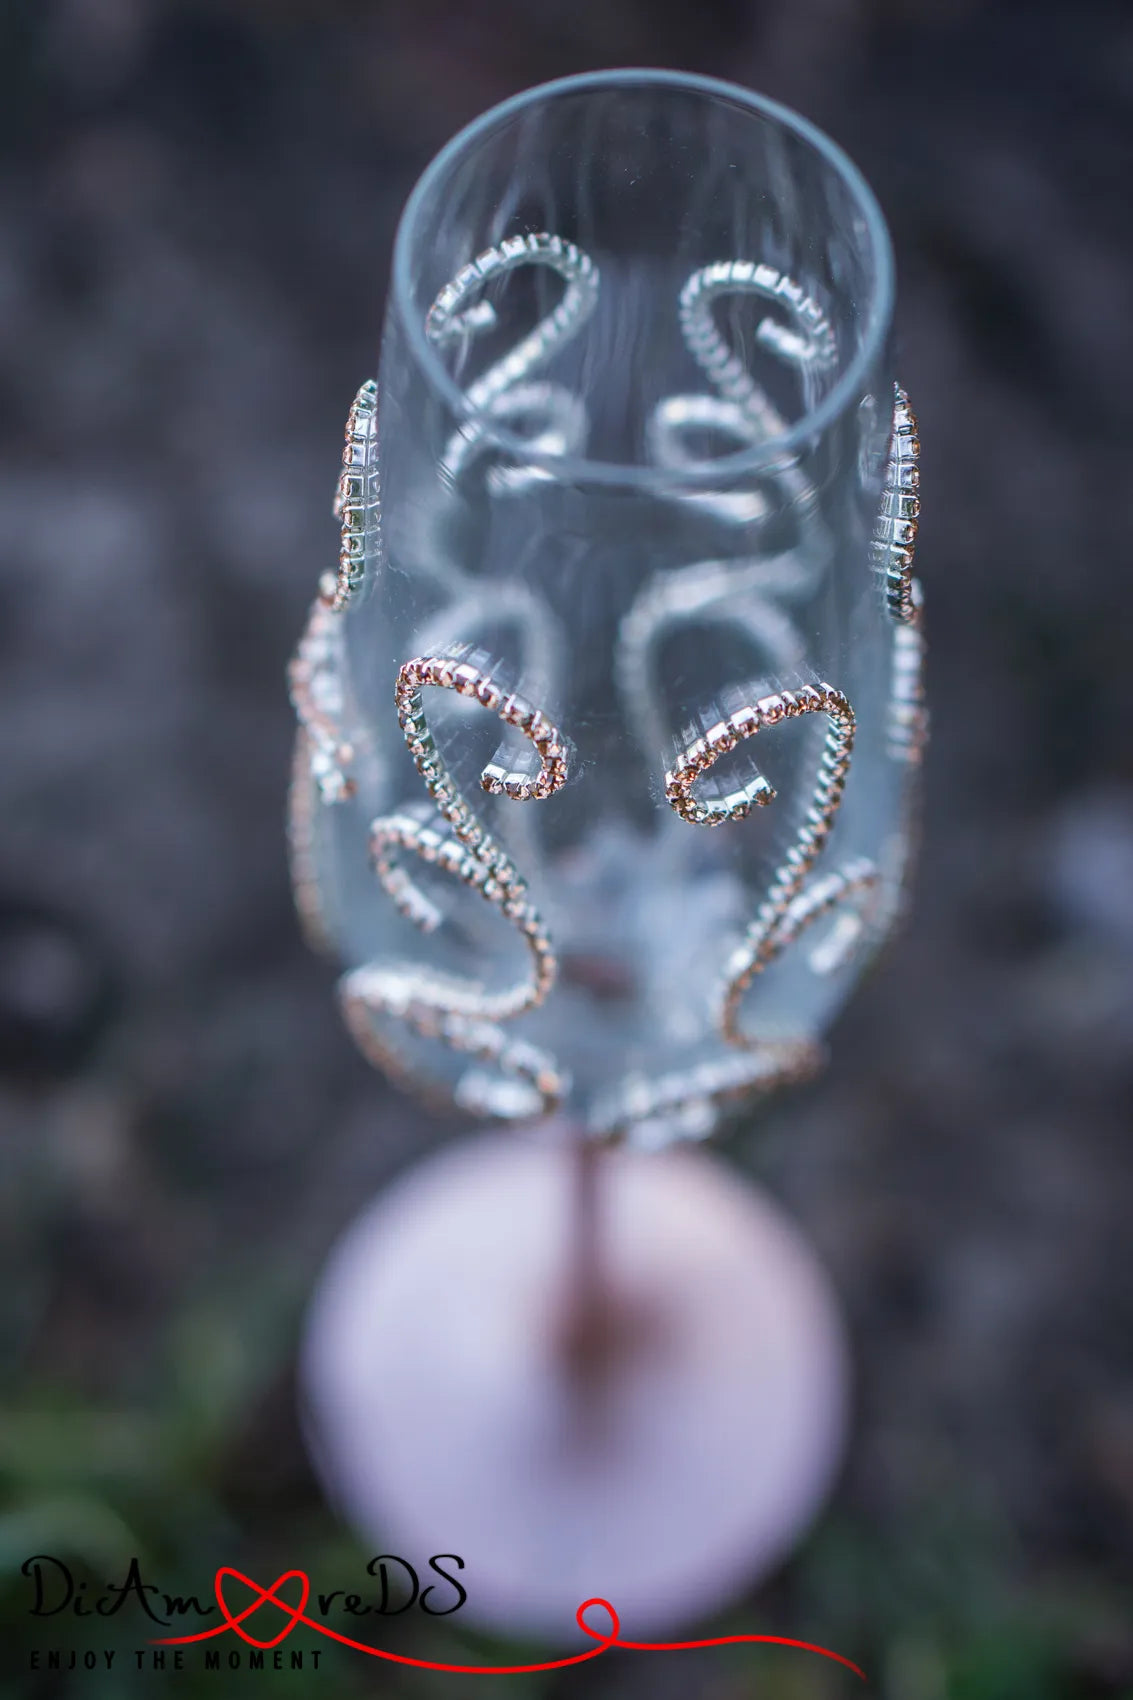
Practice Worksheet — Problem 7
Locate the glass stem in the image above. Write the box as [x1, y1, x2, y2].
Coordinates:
[558, 1134, 619, 1386]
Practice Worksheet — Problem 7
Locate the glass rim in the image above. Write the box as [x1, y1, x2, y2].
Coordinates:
[391, 67, 895, 490]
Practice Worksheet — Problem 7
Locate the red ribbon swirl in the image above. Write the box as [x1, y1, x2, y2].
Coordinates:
[153, 1568, 864, 1681]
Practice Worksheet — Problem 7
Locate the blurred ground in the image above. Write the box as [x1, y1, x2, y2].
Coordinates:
[1, 1, 1132, 1695]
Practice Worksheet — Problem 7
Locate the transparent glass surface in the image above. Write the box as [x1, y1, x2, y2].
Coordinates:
[288, 70, 925, 1146]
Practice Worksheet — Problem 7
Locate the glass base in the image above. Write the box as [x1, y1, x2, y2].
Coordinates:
[300, 1130, 850, 1641]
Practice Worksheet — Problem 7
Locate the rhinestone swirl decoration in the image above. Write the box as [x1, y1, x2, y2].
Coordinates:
[288, 234, 598, 1118]
[878, 383, 928, 936]
[588, 1042, 825, 1146]
[678, 259, 837, 428]
[331, 378, 380, 611]
[341, 646, 572, 1116]
[615, 258, 836, 778]
[286, 571, 356, 953]
[877, 385, 927, 761]
[664, 682, 881, 1048]
[873, 385, 921, 627]
[634, 262, 880, 1095]
[425, 232, 599, 410]
[426, 231, 599, 492]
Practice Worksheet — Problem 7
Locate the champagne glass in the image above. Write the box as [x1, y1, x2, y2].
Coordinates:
[295, 68, 925, 1642]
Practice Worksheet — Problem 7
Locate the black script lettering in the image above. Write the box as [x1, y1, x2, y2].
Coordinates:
[420, 1554, 467, 1616]
[162, 1592, 213, 1618]
[205, 1650, 220, 1670]
[98, 1558, 169, 1624]
[367, 1555, 418, 1615]
[22, 1555, 73, 1616]
[317, 1590, 343, 1615]
[343, 1593, 368, 1616]
[73, 1581, 91, 1616]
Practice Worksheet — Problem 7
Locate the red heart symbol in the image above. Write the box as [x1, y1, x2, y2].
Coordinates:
[214, 1568, 310, 1649]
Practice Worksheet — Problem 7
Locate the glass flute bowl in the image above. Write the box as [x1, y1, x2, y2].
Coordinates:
[288, 69, 925, 1147]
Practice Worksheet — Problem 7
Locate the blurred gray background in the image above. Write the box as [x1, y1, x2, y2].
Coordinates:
[1, 2, 1132, 1696]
